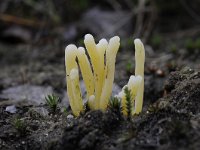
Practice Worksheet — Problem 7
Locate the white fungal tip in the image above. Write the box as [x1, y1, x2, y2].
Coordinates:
[134, 39, 142, 45]
[99, 39, 108, 45]
[70, 68, 79, 80]
[135, 75, 142, 83]
[78, 47, 85, 55]
[127, 75, 143, 90]
[84, 34, 94, 42]
[89, 95, 95, 101]
[110, 36, 120, 43]
[117, 91, 124, 98]
[66, 44, 77, 52]
[97, 38, 108, 50]
[128, 75, 136, 87]
[130, 75, 136, 81]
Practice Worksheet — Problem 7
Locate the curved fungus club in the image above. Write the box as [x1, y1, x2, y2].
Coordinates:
[65, 34, 145, 117]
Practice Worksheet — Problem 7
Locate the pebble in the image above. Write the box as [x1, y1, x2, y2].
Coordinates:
[5, 105, 17, 113]
[67, 114, 74, 119]
[0, 84, 53, 106]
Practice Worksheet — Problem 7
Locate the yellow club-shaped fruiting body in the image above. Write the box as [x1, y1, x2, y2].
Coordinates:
[65, 45, 82, 116]
[84, 34, 102, 109]
[69, 68, 83, 116]
[65, 34, 145, 117]
[117, 75, 142, 116]
[99, 36, 120, 110]
[134, 39, 145, 114]
[77, 47, 95, 99]
[117, 85, 127, 116]
[88, 95, 95, 110]
[96, 39, 108, 108]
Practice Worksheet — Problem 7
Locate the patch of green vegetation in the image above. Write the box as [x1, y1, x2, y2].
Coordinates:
[62, 106, 72, 116]
[45, 94, 59, 113]
[195, 38, 200, 49]
[13, 117, 26, 135]
[151, 34, 163, 48]
[72, 0, 89, 11]
[126, 60, 133, 73]
[127, 37, 134, 48]
[185, 38, 200, 54]
[185, 38, 194, 50]
[124, 87, 133, 120]
[77, 39, 84, 46]
[63, 107, 68, 114]
[108, 97, 121, 112]
[170, 44, 178, 54]
[120, 38, 134, 50]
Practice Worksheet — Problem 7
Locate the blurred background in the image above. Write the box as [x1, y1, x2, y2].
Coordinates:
[0, 0, 200, 104]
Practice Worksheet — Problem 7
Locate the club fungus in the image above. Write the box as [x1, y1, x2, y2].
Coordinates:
[134, 39, 145, 114]
[65, 34, 145, 117]
[117, 75, 142, 116]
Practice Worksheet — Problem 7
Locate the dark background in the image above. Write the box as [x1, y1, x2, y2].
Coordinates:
[0, 0, 199, 91]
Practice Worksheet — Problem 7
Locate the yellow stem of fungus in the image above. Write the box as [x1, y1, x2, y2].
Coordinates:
[134, 39, 145, 114]
[70, 68, 83, 116]
[118, 75, 142, 116]
[88, 95, 95, 110]
[117, 85, 127, 116]
[127, 75, 142, 100]
[127, 75, 142, 115]
[84, 34, 102, 109]
[77, 47, 95, 100]
[97, 39, 108, 101]
[99, 36, 120, 111]
[65, 45, 80, 116]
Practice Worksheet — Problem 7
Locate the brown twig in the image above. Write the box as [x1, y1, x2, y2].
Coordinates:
[143, 1, 157, 43]
[134, 0, 146, 38]
[0, 13, 46, 28]
[163, 26, 200, 39]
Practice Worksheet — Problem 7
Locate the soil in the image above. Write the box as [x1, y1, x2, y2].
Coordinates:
[58, 69, 200, 150]
[0, 68, 200, 150]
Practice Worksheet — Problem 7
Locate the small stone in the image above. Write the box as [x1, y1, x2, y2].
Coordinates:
[21, 141, 25, 145]
[29, 107, 49, 117]
[5, 105, 17, 113]
[67, 114, 74, 119]
[156, 69, 165, 77]
[0, 84, 53, 106]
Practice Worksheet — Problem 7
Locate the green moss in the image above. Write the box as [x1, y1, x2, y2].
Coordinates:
[126, 60, 133, 73]
[170, 44, 178, 54]
[13, 117, 26, 135]
[127, 37, 134, 48]
[78, 39, 84, 47]
[45, 94, 59, 113]
[124, 87, 133, 120]
[195, 38, 200, 49]
[108, 97, 121, 113]
[151, 34, 163, 48]
[185, 38, 194, 50]
[120, 38, 134, 50]
[185, 38, 200, 54]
